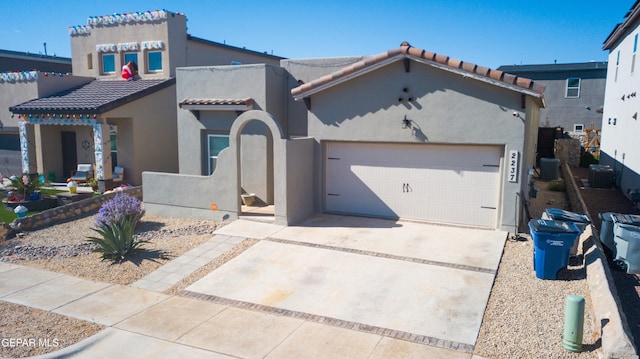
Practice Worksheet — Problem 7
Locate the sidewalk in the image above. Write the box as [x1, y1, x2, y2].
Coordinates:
[0, 247, 484, 359]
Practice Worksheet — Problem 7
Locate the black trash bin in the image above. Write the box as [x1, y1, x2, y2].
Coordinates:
[529, 219, 581, 279]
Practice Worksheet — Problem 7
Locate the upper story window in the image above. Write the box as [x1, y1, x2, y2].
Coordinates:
[566, 78, 580, 98]
[573, 124, 584, 132]
[102, 54, 116, 74]
[147, 51, 162, 72]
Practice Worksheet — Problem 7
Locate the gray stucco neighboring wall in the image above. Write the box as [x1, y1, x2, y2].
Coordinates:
[176, 65, 287, 203]
[145, 110, 305, 224]
[305, 60, 534, 231]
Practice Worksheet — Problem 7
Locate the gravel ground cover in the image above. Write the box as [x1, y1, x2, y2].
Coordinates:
[474, 176, 599, 358]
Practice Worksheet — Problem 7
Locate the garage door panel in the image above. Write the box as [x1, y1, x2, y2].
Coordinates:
[326, 142, 502, 227]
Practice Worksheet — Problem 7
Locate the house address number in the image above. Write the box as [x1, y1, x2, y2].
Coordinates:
[508, 150, 519, 183]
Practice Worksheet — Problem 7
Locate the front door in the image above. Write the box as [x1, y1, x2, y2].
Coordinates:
[61, 131, 77, 180]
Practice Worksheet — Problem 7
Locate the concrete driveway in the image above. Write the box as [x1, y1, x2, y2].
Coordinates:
[185, 214, 506, 353]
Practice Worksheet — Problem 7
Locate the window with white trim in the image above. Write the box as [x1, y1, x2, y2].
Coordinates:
[207, 134, 229, 175]
[101, 53, 115, 74]
[573, 124, 584, 132]
[566, 78, 580, 98]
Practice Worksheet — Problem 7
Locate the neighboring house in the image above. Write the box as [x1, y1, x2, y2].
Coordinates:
[0, 50, 72, 159]
[143, 42, 546, 232]
[601, 2, 640, 200]
[498, 62, 607, 138]
[8, 9, 283, 186]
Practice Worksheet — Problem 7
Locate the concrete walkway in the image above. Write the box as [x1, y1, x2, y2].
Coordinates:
[0, 215, 502, 358]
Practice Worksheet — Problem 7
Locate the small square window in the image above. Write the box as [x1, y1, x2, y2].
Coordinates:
[566, 78, 580, 98]
[147, 51, 162, 72]
[573, 124, 584, 132]
[102, 54, 115, 74]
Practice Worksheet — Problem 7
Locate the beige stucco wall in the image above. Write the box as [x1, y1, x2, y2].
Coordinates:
[35, 124, 94, 180]
[70, 15, 185, 78]
[186, 39, 281, 67]
[103, 84, 178, 185]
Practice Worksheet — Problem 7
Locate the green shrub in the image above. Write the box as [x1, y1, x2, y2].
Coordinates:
[87, 215, 147, 261]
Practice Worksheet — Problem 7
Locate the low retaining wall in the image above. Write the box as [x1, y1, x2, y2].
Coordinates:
[563, 164, 638, 359]
[9, 187, 143, 233]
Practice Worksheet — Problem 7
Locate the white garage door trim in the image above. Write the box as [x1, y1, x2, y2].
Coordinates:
[325, 142, 503, 228]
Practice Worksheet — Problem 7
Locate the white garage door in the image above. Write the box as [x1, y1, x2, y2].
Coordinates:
[325, 142, 502, 228]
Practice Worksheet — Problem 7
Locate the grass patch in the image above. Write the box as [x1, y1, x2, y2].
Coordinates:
[0, 206, 38, 223]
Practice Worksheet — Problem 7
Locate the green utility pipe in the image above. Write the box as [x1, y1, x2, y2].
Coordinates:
[563, 294, 585, 352]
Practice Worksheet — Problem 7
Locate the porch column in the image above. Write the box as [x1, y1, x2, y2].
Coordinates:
[93, 121, 112, 180]
[18, 121, 29, 174]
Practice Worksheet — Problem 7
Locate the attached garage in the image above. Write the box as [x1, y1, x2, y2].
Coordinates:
[326, 142, 503, 228]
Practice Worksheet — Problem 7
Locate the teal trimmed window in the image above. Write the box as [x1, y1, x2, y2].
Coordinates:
[102, 54, 115, 74]
[147, 51, 162, 72]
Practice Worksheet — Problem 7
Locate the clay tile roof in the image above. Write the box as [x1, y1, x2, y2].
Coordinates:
[10, 78, 175, 114]
[179, 97, 254, 107]
[291, 43, 545, 102]
[178, 97, 254, 111]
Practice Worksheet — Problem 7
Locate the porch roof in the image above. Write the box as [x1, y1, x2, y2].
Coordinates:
[9, 78, 176, 114]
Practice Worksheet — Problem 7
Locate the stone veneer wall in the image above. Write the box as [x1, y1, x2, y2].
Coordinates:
[556, 138, 582, 168]
[9, 187, 142, 232]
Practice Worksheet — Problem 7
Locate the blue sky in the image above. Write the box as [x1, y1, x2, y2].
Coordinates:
[0, 1, 633, 69]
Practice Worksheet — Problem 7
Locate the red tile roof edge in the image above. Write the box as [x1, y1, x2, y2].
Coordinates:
[291, 43, 546, 98]
[179, 97, 253, 107]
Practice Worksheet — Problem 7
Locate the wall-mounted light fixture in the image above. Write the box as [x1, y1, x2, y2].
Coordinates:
[402, 115, 412, 129]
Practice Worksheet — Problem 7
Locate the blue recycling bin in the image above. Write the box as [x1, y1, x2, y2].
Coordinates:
[529, 219, 581, 279]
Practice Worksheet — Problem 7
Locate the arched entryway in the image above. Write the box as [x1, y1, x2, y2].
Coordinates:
[229, 110, 287, 223]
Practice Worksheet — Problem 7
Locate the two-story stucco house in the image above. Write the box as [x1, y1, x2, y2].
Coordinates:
[8, 9, 282, 186]
[601, 2, 640, 201]
[497, 62, 607, 134]
[143, 42, 546, 232]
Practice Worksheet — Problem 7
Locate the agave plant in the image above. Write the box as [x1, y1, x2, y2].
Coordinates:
[87, 215, 148, 261]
